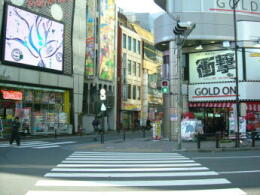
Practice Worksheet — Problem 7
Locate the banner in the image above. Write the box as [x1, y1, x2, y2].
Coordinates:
[99, 0, 116, 81]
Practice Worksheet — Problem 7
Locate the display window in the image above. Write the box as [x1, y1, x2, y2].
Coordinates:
[0, 86, 71, 136]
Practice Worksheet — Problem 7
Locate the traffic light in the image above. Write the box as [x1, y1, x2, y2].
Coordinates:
[161, 80, 169, 93]
[173, 21, 196, 36]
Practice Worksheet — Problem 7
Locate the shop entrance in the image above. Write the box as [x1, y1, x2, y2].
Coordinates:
[191, 107, 229, 136]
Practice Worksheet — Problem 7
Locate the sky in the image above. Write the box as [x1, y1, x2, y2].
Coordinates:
[116, 0, 164, 13]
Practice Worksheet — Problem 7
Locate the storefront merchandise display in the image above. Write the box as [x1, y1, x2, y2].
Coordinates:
[181, 119, 203, 141]
[229, 117, 246, 138]
[32, 112, 46, 134]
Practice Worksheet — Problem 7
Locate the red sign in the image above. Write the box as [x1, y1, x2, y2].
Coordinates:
[1, 90, 23, 100]
[27, 0, 69, 8]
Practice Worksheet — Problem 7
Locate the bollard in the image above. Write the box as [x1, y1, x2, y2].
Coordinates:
[123, 129, 126, 141]
[100, 130, 104, 144]
[197, 134, 201, 149]
[235, 132, 240, 147]
[216, 132, 220, 148]
[252, 132, 256, 147]
[55, 128, 57, 139]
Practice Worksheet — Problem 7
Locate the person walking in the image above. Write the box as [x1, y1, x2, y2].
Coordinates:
[9, 116, 21, 146]
[92, 118, 100, 141]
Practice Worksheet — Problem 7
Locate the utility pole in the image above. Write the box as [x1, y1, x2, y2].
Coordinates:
[233, 0, 241, 147]
[155, 1, 195, 149]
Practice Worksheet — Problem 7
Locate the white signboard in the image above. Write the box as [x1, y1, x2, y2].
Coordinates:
[189, 82, 237, 101]
[245, 48, 260, 80]
[189, 50, 243, 83]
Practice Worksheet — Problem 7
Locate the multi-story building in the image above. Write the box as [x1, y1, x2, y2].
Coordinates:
[0, 0, 84, 136]
[154, 0, 260, 139]
[117, 13, 142, 130]
[117, 12, 163, 130]
[132, 24, 163, 126]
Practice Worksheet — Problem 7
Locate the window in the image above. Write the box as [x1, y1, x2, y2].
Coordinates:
[137, 63, 141, 77]
[123, 34, 127, 49]
[138, 41, 141, 54]
[128, 84, 131, 99]
[128, 36, 132, 51]
[128, 60, 131, 75]
[133, 61, 136, 76]
[138, 86, 141, 100]
[133, 85, 136, 100]
[123, 84, 128, 100]
[133, 38, 137, 52]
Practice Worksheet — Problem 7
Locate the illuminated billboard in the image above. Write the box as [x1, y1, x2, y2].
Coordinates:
[2, 4, 64, 72]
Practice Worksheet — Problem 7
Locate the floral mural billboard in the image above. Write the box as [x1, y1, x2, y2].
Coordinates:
[99, 0, 116, 81]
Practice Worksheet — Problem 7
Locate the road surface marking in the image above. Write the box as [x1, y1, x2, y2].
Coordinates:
[56, 163, 202, 167]
[25, 188, 247, 195]
[219, 170, 260, 174]
[62, 160, 196, 164]
[50, 167, 209, 172]
[45, 170, 216, 178]
[36, 178, 230, 187]
[193, 156, 260, 159]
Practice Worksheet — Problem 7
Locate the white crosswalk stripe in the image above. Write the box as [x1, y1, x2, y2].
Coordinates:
[25, 152, 247, 195]
[0, 141, 76, 149]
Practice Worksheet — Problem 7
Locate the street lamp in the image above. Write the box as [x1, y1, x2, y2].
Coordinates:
[232, 0, 240, 147]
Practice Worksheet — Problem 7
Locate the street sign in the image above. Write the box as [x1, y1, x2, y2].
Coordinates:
[101, 103, 106, 111]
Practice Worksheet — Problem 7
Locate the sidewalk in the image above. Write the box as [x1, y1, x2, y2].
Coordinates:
[1, 130, 260, 152]
[74, 130, 260, 153]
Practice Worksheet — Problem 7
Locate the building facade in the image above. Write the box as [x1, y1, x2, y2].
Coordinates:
[82, 0, 117, 132]
[0, 0, 85, 136]
[154, 0, 260, 138]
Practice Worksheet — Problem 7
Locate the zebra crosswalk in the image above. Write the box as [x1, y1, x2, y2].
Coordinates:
[0, 140, 76, 149]
[25, 151, 247, 195]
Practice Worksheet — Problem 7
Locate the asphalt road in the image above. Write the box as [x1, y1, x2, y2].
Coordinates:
[0, 136, 259, 195]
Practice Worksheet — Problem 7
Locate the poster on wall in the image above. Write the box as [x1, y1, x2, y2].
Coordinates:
[3, 4, 64, 72]
[189, 50, 243, 83]
[85, 0, 96, 78]
[99, 0, 116, 81]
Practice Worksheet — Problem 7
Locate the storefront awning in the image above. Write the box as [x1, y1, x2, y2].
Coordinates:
[189, 102, 234, 108]
[247, 102, 260, 112]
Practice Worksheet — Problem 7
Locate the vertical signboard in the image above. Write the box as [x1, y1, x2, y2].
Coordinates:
[85, 0, 96, 78]
[99, 0, 116, 81]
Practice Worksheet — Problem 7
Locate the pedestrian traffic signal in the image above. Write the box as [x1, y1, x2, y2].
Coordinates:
[161, 80, 169, 93]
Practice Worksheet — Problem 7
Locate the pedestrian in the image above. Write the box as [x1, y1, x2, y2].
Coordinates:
[146, 119, 151, 130]
[92, 118, 100, 141]
[9, 116, 21, 146]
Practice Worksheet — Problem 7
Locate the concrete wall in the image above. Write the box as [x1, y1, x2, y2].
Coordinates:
[72, 0, 87, 132]
[154, 0, 260, 45]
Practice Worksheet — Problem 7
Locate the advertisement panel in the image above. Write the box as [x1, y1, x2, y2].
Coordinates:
[85, 0, 96, 78]
[3, 4, 64, 72]
[245, 48, 260, 80]
[99, 0, 116, 81]
[189, 50, 242, 83]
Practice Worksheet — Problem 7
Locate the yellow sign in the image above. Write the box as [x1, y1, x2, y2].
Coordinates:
[250, 53, 260, 57]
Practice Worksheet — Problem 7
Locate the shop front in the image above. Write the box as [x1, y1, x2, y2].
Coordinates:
[189, 82, 260, 136]
[120, 102, 141, 130]
[189, 102, 233, 135]
[0, 84, 72, 137]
